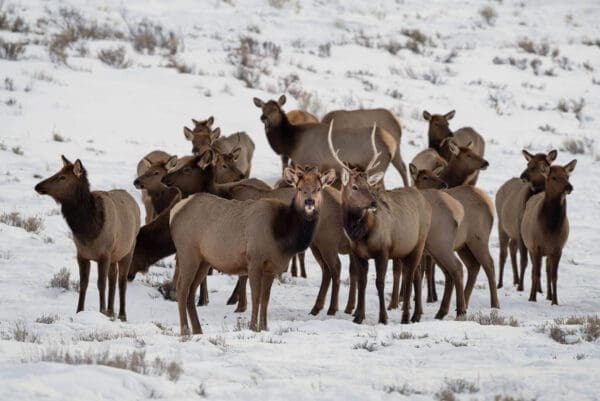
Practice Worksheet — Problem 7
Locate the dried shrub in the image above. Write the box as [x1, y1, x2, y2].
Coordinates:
[318, 42, 331, 57]
[517, 38, 556, 57]
[165, 57, 193, 73]
[49, 267, 71, 290]
[467, 310, 519, 326]
[36, 314, 59, 324]
[0, 212, 43, 233]
[581, 315, 600, 342]
[479, 5, 498, 25]
[122, 16, 182, 56]
[0, 8, 29, 33]
[9, 321, 40, 343]
[557, 97, 585, 121]
[97, 46, 131, 69]
[4, 77, 14, 90]
[0, 38, 27, 60]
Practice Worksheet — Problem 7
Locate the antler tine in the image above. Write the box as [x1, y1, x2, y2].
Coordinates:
[366, 122, 382, 172]
[326, 119, 349, 170]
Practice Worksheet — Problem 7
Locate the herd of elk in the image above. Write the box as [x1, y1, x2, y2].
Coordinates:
[33, 94, 577, 335]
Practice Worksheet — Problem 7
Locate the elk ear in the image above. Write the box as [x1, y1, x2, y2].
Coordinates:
[444, 110, 456, 120]
[522, 149, 534, 162]
[183, 127, 194, 141]
[540, 163, 549, 178]
[165, 155, 178, 171]
[283, 166, 299, 187]
[547, 149, 558, 163]
[278, 94, 286, 106]
[191, 118, 200, 126]
[433, 165, 444, 176]
[409, 163, 418, 181]
[320, 169, 337, 188]
[253, 97, 264, 108]
[197, 149, 216, 169]
[448, 140, 460, 155]
[61, 155, 72, 167]
[422, 111, 432, 121]
[367, 171, 384, 187]
[141, 158, 152, 169]
[341, 169, 350, 186]
[210, 128, 221, 141]
[466, 140, 474, 150]
[206, 116, 214, 127]
[73, 159, 85, 178]
[231, 147, 241, 161]
[564, 159, 577, 175]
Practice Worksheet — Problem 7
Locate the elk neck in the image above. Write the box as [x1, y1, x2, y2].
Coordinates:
[272, 198, 319, 255]
[265, 112, 298, 156]
[60, 178, 104, 244]
[541, 190, 567, 232]
[342, 205, 373, 241]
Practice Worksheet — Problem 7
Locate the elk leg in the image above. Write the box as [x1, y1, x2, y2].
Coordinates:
[290, 254, 298, 277]
[458, 247, 478, 309]
[353, 255, 368, 324]
[176, 253, 200, 335]
[528, 249, 542, 302]
[518, 239, 529, 292]
[188, 263, 210, 335]
[197, 276, 209, 306]
[388, 258, 402, 310]
[498, 230, 509, 289]
[76, 256, 90, 313]
[426, 256, 437, 303]
[546, 257, 553, 301]
[327, 255, 341, 316]
[106, 262, 117, 319]
[258, 265, 276, 332]
[226, 279, 241, 305]
[344, 254, 358, 314]
[374, 253, 389, 324]
[234, 276, 248, 313]
[299, 252, 307, 278]
[97, 258, 109, 315]
[310, 246, 330, 316]
[550, 252, 561, 305]
[469, 244, 500, 309]
[117, 248, 134, 322]
[411, 262, 423, 322]
[248, 264, 262, 332]
[401, 241, 426, 324]
[435, 269, 453, 320]
[508, 238, 519, 286]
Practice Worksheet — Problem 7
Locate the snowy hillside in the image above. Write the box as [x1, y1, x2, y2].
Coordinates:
[1, 0, 599, 400]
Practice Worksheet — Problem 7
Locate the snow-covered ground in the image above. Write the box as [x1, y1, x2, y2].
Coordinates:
[1, 0, 599, 400]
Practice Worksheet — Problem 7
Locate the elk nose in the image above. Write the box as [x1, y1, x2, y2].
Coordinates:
[161, 175, 171, 186]
[520, 171, 528, 181]
[192, 147, 199, 154]
[368, 201, 378, 212]
[566, 183, 573, 194]
[34, 183, 45, 194]
[481, 160, 489, 170]
[442, 182, 448, 189]
[133, 178, 141, 189]
[305, 198, 315, 207]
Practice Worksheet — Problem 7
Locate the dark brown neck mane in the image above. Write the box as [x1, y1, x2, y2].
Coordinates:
[272, 199, 318, 255]
[265, 112, 298, 157]
[61, 177, 104, 244]
[541, 191, 567, 232]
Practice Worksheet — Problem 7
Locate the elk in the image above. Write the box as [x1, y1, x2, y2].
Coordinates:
[437, 139, 489, 187]
[136, 150, 171, 223]
[327, 121, 432, 324]
[322, 108, 409, 186]
[253, 95, 395, 181]
[183, 116, 255, 182]
[521, 160, 576, 304]
[423, 110, 485, 185]
[410, 149, 447, 185]
[409, 165, 500, 310]
[35, 156, 140, 321]
[496, 150, 557, 290]
[170, 166, 336, 334]
[134, 154, 180, 223]
[220, 172, 354, 317]
[287, 109, 319, 124]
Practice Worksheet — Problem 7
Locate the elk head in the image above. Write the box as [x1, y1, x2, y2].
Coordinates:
[183, 116, 221, 155]
[327, 120, 383, 213]
[283, 165, 336, 218]
[134, 158, 169, 191]
[423, 110, 455, 150]
[409, 164, 447, 190]
[161, 149, 216, 196]
[253, 95, 286, 129]
[214, 146, 245, 183]
[443, 138, 489, 171]
[520, 149, 557, 190]
[543, 160, 576, 197]
[35, 155, 89, 203]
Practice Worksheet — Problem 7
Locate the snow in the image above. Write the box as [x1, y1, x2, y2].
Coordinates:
[1, 0, 600, 400]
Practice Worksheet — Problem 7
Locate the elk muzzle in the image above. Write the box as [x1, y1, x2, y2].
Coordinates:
[565, 183, 573, 194]
[481, 160, 489, 170]
[34, 182, 46, 194]
[133, 178, 143, 189]
[368, 200, 378, 213]
[304, 198, 315, 214]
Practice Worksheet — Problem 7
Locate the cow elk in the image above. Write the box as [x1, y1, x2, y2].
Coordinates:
[410, 165, 500, 310]
[136, 150, 171, 223]
[328, 122, 432, 324]
[521, 160, 576, 304]
[183, 116, 255, 182]
[170, 166, 336, 334]
[322, 108, 409, 186]
[253, 95, 395, 182]
[496, 149, 557, 290]
[35, 156, 140, 321]
[423, 110, 485, 185]
[134, 153, 180, 223]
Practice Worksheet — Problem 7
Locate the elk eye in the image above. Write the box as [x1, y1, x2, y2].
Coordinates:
[153, 171, 160, 176]
[352, 185, 358, 191]
[316, 187, 321, 192]
[59, 175, 66, 180]
[183, 167, 191, 174]
[223, 165, 227, 169]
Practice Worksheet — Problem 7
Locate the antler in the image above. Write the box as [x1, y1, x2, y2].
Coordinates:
[366, 123, 382, 172]
[326, 120, 349, 170]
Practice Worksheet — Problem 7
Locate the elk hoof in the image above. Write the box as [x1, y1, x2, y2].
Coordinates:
[434, 311, 446, 320]
[309, 306, 321, 316]
[326, 307, 337, 316]
[344, 306, 354, 315]
[410, 313, 421, 323]
[226, 296, 238, 305]
[387, 301, 399, 310]
[379, 314, 388, 325]
[401, 315, 410, 324]
[528, 296, 537, 302]
[180, 326, 191, 336]
[517, 285, 524, 292]
[352, 315, 364, 324]
[497, 282, 503, 289]
[118, 313, 127, 322]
